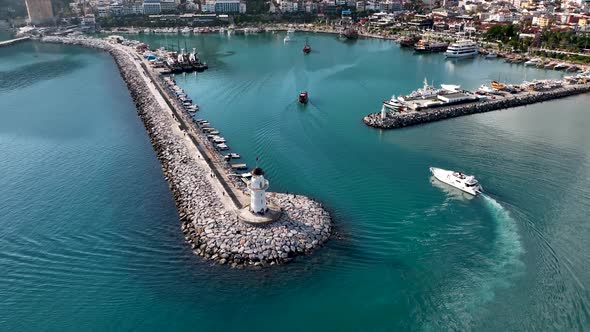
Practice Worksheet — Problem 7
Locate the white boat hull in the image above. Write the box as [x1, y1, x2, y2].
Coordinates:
[430, 167, 482, 196]
[445, 50, 478, 58]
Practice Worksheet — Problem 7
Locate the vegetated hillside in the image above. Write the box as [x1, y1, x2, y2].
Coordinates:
[246, 0, 268, 13]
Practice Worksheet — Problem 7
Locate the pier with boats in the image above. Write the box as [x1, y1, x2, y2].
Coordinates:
[41, 34, 332, 267]
[127, 39, 208, 74]
[365, 74, 590, 130]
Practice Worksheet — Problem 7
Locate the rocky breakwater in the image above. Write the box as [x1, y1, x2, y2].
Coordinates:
[364, 85, 590, 130]
[42, 36, 332, 267]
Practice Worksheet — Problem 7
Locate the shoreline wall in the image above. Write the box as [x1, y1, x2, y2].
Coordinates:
[42, 36, 332, 267]
[364, 85, 590, 130]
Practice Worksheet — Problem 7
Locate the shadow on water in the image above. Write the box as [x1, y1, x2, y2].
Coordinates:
[0, 58, 85, 92]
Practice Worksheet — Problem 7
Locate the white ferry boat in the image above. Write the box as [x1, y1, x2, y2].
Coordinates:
[430, 167, 483, 196]
[445, 40, 478, 58]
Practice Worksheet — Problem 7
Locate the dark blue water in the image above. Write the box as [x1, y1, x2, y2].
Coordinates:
[1, 37, 589, 331]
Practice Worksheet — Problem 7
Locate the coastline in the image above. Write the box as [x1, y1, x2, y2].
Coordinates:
[41, 35, 332, 267]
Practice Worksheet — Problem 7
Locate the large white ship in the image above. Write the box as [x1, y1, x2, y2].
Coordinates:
[445, 40, 478, 58]
[430, 167, 483, 196]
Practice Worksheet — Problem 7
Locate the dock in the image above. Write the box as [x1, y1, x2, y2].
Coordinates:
[39, 35, 333, 267]
[231, 163, 248, 170]
[0, 36, 31, 48]
[364, 83, 590, 130]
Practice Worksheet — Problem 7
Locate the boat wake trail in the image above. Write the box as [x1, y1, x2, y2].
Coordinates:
[427, 195, 525, 330]
[479, 193, 525, 292]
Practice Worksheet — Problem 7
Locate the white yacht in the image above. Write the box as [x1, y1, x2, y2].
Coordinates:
[181, 27, 191, 34]
[284, 30, 295, 43]
[397, 78, 441, 101]
[383, 95, 405, 111]
[524, 58, 542, 66]
[445, 40, 478, 58]
[430, 167, 483, 196]
[554, 63, 569, 70]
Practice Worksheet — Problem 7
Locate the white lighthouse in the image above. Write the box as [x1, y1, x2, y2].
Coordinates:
[248, 167, 269, 214]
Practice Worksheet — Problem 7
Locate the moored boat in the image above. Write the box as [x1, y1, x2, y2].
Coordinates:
[524, 58, 542, 66]
[445, 40, 478, 58]
[544, 62, 557, 69]
[303, 38, 311, 54]
[554, 63, 569, 70]
[342, 28, 359, 39]
[299, 91, 309, 104]
[414, 40, 448, 53]
[398, 35, 419, 47]
[491, 80, 506, 91]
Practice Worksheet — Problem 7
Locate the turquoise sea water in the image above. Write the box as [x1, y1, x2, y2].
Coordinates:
[1, 36, 589, 331]
[0, 30, 12, 41]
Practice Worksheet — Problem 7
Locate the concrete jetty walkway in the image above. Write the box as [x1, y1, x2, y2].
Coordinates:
[120, 45, 247, 211]
[0, 36, 30, 47]
[136, 54, 250, 210]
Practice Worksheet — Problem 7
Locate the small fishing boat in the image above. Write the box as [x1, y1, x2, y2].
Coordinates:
[231, 163, 248, 170]
[299, 91, 308, 104]
[303, 38, 311, 54]
[224, 153, 240, 160]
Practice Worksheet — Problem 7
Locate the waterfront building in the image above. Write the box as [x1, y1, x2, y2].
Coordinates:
[489, 10, 516, 22]
[532, 15, 550, 27]
[304, 1, 317, 12]
[143, 0, 162, 14]
[110, 3, 124, 16]
[382, 0, 403, 12]
[97, 6, 110, 17]
[279, 0, 296, 12]
[356, 1, 366, 11]
[203, 0, 245, 13]
[512, 0, 522, 8]
[122, 3, 144, 15]
[248, 168, 269, 215]
[24, 0, 54, 24]
[160, 0, 177, 12]
[82, 13, 96, 25]
[185, 1, 199, 11]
